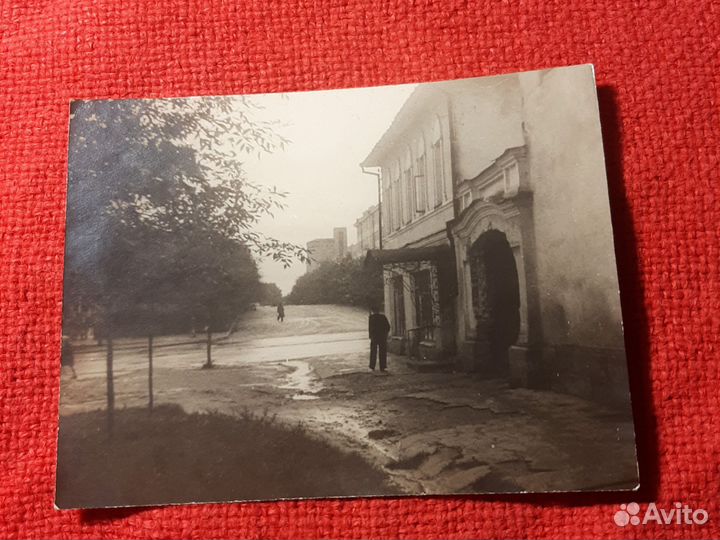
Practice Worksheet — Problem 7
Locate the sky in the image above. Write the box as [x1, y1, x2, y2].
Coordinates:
[238, 84, 417, 294]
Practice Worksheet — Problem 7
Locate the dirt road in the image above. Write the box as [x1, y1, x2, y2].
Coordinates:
[60, 304, 637, 495]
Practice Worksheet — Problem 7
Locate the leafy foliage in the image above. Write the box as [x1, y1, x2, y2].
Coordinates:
[64, 96, 307, 336]
[286, 258, 384, 309]
[258, 282, 283, 305]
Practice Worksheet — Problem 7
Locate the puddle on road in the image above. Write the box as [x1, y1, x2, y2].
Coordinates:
[278, 360, 323, 400]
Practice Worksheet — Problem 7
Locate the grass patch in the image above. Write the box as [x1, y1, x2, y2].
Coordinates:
[56, 405, 398, 508]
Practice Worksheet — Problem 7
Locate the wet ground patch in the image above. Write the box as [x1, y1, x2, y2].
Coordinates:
[367, 428, 399, 440]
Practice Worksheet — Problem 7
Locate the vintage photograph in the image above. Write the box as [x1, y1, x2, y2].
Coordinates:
[57, 64, 638, 509]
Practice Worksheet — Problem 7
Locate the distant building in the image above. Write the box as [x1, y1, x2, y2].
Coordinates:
[362, 66, 628, 407]
[354, 205, 380, 256]
[305, 238, 336, 273]
[306, 227, 348, 273]
[333, 227, 348, 259]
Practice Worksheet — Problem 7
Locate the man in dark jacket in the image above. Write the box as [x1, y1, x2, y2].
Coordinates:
[368, 305, 391, 372]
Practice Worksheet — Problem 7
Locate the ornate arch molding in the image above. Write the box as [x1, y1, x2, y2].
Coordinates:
[453, 199, 523, 254]
[451, 180, 536, 356]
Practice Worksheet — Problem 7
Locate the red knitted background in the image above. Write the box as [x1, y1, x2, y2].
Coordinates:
[1, 0, 718, 537]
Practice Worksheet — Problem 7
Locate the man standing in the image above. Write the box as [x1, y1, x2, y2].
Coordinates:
[277, 301, 285, 322]
[368, 305, 391, 372]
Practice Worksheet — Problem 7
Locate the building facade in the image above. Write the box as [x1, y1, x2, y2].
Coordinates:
[333, 227, 348, 260]
[362, 66, 629, 406]
[306, 227, 348, 273]
[354, 205, 381, 253]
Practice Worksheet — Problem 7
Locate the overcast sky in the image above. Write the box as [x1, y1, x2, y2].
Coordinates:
[240, 84, 416, 294]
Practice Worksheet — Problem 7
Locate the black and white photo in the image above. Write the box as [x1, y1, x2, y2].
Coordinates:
[56, 64, 638, 509]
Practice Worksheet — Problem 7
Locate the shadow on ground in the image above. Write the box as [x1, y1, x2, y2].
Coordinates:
[57, 404, 399, 509]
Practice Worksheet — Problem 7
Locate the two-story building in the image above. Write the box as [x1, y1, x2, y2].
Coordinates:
[354, 205, 381, 253]
[361, 65, 629, 406]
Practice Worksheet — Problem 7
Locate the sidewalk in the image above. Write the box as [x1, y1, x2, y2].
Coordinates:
[269, 352, 638, 494]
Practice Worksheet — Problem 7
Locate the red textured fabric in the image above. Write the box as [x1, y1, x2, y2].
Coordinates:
[1, 0, 718, 537]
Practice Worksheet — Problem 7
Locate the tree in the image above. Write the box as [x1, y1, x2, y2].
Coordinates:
[64, 96, 308, 336]
[63, 96, 308, 431]
[286, 259, 383, 309]
[258, 283, 283, 306]
[103, 228, 261, 336]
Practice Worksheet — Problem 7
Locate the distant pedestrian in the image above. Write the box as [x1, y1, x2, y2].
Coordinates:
[277, 302, 285, 322]
[368, 305, 390, 372]
[61, 335, 77, 379]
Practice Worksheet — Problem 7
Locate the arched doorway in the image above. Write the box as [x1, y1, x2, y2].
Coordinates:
[469, 230, 521, 375]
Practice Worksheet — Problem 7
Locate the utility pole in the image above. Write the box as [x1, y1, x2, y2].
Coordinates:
[204, 326, 213, 369]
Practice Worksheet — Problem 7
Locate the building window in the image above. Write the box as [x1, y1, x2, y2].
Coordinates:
[392, 164, 401, 231]
[414, 153, 427, 213]
[432, 137, 444, 207]
[392, 185, 400, 230]
[403, 166, 412, 224]
[392, 275, 406, 337]
[413, 270, 433, 336]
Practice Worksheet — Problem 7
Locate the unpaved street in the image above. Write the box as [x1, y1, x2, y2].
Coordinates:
[60, 304, 637, 495]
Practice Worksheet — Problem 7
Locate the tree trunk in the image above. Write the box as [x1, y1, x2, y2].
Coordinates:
[203, 326, 213, 369]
